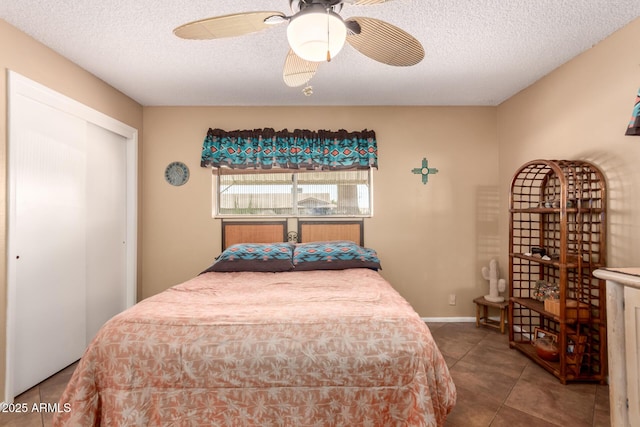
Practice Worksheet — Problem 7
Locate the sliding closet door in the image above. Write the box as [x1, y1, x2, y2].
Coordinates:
[10, 95, 88, 396]
[7, 72, 137, 400]
[85, 123, 128, 342]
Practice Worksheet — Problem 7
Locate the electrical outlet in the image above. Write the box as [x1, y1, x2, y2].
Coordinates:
[449, 293, 456, 305]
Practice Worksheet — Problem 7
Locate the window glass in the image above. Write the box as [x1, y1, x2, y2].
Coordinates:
[215, 169, 372, 217]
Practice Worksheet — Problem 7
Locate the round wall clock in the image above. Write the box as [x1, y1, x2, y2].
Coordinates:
[164, 161, 189, 186]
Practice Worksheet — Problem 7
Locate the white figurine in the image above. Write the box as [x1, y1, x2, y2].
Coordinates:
[482, 258, 507, 302]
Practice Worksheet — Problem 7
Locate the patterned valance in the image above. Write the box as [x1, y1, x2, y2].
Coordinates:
[201, 128, 378, 170]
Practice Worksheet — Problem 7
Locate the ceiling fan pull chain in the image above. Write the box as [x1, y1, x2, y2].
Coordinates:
[326, 7, 332, 62]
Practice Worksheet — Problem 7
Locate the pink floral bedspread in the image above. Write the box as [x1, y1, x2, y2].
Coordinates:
[55, 269, 456, 426]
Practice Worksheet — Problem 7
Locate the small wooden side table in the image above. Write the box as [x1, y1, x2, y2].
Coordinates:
[473, 296, 509, 334]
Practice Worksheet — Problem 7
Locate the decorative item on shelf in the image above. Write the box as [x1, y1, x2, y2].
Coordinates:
[287, 231, 299, 243]
[525, 248, 551, 260]
[543, 297, 590, 322]
[532, 280, 559, 301]
[544, 298, 560, 316]
[164, 161, 190, 186]
[625, 87, 640, 136]
[411, 157, 439, 185]
[533, 335, 560, 361]
[481, 258, 506, 302]
[566, 334, 588, 375]
[543, 296, 591, 323]
[545, 198, 577, 208]
[531, 247, 546, 256]
[533, 326, 558, 342]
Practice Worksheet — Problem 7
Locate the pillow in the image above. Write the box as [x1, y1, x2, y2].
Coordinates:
[293, 241, 381, 271]
[202, 243, 294, 273]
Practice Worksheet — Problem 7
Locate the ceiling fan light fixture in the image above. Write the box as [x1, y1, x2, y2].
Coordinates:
[287, 8, 347, 62]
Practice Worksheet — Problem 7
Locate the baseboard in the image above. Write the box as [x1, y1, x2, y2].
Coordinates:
[422, 316, 508, 324]
[421, 317, 476, 322]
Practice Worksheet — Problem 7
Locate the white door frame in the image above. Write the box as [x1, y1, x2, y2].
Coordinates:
[5, 71, 138, 401]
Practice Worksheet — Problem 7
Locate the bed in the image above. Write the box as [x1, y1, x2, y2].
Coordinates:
[54, 239, 456, 426]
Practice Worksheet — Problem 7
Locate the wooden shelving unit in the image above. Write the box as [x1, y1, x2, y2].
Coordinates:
[508, 159, 607, 384]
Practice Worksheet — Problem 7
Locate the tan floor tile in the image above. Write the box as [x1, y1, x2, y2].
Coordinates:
[442, 353, 459, 369]
[444, 385, 501, 427]
[595, 384, 610, 409]
[449, 358, 521, 406]
[0, 411, 43, 427]
[480, 328, 512, 345]
[14, 386, 40, 406]
[426, 321, 446, 331]
[0, 386, 42, 427]
[505, 364, 597, 426]
[432, 335, 478, 360]
[592, 410, 611, 427]
[592, 384, 611, 426]
[490, 405, 558, 427]
[432, 322, 491, 344]
[460, 339, 530, 380]
[39, 362, 78, 404]
[0, 386, 43, 427]
[431, 323, 490, 360]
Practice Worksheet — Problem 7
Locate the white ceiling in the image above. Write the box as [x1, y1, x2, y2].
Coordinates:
[2, 0, 639, 107]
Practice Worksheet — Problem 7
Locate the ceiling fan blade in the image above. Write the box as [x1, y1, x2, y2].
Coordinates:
[345, 17, 424, 66]
[174, 11, 286, 40]
[283, 49, 319, 87]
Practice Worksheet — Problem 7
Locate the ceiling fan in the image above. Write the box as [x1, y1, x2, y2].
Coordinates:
[173, 0, 424, 89]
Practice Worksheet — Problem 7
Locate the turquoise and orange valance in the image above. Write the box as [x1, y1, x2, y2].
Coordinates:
[201, 127, 378, 170]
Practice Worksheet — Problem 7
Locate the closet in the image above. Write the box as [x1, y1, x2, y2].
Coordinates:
[6, 72, 137, 398]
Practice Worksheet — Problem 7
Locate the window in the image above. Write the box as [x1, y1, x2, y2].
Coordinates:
[214, 169, 373, 217]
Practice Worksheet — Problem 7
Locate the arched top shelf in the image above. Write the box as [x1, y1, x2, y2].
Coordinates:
[509, 159, 606, 212]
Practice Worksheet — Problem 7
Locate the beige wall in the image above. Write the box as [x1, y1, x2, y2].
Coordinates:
[0, 19, 143, 401]
[142, 106, 499, 316]
[142, 18, 640, 322]
[497, 17, 640, 271]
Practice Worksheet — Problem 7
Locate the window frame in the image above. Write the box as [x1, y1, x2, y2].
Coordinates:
[212, 168, 374, 219]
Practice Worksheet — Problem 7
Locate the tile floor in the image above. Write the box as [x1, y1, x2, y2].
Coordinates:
[0, 322, 610, 427]
[0, 361, 77, 427]
[428, 322, 610, 427]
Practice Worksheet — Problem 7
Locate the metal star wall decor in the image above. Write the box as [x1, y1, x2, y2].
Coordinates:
[412, 157, 439, 184]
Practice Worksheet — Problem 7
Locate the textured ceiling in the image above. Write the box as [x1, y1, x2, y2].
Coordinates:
[2, 0, 639, 106]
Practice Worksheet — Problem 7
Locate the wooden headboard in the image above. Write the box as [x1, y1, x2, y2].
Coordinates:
[221, 219, 365, 249]
[222, 221, 287, 250]
[297, 220, 364, 246]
